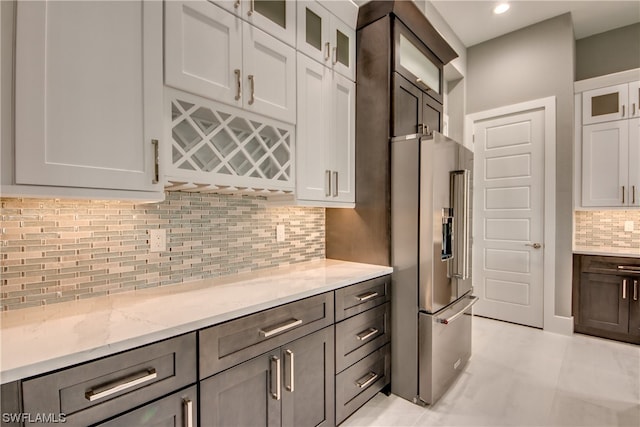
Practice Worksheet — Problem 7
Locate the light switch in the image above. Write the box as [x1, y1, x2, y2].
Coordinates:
[624, 221, 634, 232]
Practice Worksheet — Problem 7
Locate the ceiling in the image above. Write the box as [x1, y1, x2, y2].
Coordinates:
[429, 0, 640, 47]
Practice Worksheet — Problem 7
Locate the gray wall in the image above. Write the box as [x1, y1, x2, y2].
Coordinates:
[467, 13, 575, 318]
[576, 23, 640, 81]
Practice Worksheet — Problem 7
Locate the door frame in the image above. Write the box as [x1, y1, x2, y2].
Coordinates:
[465, 96, 572, 335]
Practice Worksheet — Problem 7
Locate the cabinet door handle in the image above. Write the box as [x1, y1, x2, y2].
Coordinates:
[622, 186, 626, 204]
[333, 171, 338, 197]
[270, 355, 281, 400]
[326, 170, 332, 197]
[633, 103, 637, 116]
[260, 318, 303, 338]
[234, 69, 241, 100]
[623, 279, 628, 300]
[234, 0, 240, 9]
[332, 46, 338, 64]
[183, 398, 193, 427]
[634, 280, 638, 301]
[85, 368, 157, 401]
[356, 291, 378, 301]
[248, 75, 255, 105]
[416, 78, 431, 91]
[325, 42, 330, 61]
[622, 104, 626, 117]
[633, 186, 636, 204]
[151, 139, 159, 184]
[356, 328, 379, 341]
[248, 0, 254, 16]
[356, 372, 378, 389]
[285, 349, 294, 392]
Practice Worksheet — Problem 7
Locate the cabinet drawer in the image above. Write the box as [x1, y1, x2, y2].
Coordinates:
[580, 255, 640, 275]
[22, 333, 196, 426]
[336, 303, 390, 373]
[335, 343, 390, 425]
[95, 385, 197, 427]
[335, 275, 391, 321]
[200, 292, 334, 379]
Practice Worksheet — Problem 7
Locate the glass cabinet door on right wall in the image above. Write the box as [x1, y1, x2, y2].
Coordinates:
[582, 82, 640, 125]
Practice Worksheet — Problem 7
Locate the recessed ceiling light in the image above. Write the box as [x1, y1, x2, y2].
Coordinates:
[494, 3, 510, 15]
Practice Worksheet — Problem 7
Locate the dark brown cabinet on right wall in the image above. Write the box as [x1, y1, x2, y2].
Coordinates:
[573, 254, 640, 344]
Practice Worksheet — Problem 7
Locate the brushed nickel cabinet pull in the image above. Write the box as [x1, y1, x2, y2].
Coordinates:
[234, 69, 241, 100]
[356, 372, 378, 389]
[622, 104, 626, 117]
[416, 78, 430, 91]
[356, 328, 379, 341]
[248, 0, 254, 16]
[634, 280, 638, 301]
[634, 186, 636, 204]
[333, 171, 338, 197]
[151, 139, 159, 184]
[622, 186, 625, 204]
[234, 0, 240, 9]
[324, 42, 330, 61]
[356, 291, 378, 301]
[633, 103, 637, 116]
[183, 398, 193, 427]
[326, 170, 332, 197]
[260, 318, 303, 338]
[332, 46, 338, 64]
[248, 75, 255, 105]
[285, 349, 294, 392]
[85, 368, 157, 401]
[270, 355, 281, 400]
[623, 279, 628, 300]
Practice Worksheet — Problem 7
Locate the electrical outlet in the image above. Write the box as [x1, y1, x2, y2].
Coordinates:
[624, 221, 634, 232]
[276, 224, 285, 242]
[149, 229, 166, 252]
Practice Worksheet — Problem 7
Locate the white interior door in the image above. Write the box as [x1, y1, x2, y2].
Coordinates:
[473, 108, 545, 328]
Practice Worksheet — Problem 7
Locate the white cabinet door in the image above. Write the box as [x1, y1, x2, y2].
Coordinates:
[14, 0, 162, 192]
[629, 118, 640, 207]
[630, 81, 640, 119]
[330, 73, 355, 202]
[296, 53, 331, 201]
[296, 1, 331, 66]
[582, 84, 629, 125]
[582, 120, 629, 206]
[329, 16, 355, 81]
[165, 1, 242, 106]
[242, 0, 296, 47]
[243, 24, 296, 123]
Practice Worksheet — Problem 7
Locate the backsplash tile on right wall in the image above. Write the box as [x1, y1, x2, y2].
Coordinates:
[574, 210, 640, 249]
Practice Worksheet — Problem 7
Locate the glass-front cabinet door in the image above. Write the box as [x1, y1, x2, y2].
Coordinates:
[394, 21, 442, 104]
[296, 1, 331, 66]
[217, 0, 296, 46]
[330, 13, 355, 81]
[582, 84, 630, 125]
[630, 81, 640, 119]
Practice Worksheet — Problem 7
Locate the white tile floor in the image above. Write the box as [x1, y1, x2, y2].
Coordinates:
[342, 316, 640, 427]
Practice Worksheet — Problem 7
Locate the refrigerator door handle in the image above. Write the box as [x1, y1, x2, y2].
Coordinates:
[448, 169, 471, 280]
[435, 295, 478, 325]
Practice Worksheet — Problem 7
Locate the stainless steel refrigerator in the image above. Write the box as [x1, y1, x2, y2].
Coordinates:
[391, 131, 478, 405]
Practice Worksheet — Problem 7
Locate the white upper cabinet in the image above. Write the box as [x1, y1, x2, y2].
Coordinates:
[165, 1, 242, 107]
[214, 0, 296, 47]
[582, 82, 640, 125]
[582, 118, 640, 207]
[296, 53, 354, 206]
[165, 1, 295, 124]
[296, 1, 355, 81]
[13, 0, 163, 195]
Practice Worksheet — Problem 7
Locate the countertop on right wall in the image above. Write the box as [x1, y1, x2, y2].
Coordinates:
[574, 210, 640, 257]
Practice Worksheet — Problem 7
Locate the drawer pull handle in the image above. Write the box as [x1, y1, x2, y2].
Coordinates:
[623, 279, 628, 300]
[356, 291, 379, 302]
[183, 398, 193, 427]
[260, 319, 303, 338]
[356, 372, 379, 389]
[85, 368, 157, 402]
[634, 280, 638, 301]
[618, 265, 640, 272]
[270, 355, 281, 400]
[285, 349, 295, 392]
[356, 328, 379, 341]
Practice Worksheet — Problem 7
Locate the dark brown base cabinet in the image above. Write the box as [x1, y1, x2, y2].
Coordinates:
[200, 327, 335, 427]
[573, 254, 640, 344]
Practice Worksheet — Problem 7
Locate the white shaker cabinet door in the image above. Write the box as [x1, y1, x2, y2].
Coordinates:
[165, 1, 242, 106]
[242, 24, 296, 124]
[329, 15, 356, 81]
[630, 81, 640, 119]
[629, 118, 640, 206]
[296, 1, 331, 66]
[14, 0, 162, 192]
[296, 53, 331, 201]
[330, 73, 355, 203]
[582, 120, 629, 206]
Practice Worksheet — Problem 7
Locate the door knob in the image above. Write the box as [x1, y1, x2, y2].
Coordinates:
[525, 243, 542, 249]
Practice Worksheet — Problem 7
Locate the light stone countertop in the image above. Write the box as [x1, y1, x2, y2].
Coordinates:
[573, 245, 640, 258]
[0, 259, 393, 384]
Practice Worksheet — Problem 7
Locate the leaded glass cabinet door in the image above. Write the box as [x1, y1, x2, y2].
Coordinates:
[166, 88, 294, 194]
[582, 84, 629, 125]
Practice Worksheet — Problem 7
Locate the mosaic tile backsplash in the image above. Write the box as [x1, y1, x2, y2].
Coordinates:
[0, 193, 325, 311]
[574, 210, 640, 249]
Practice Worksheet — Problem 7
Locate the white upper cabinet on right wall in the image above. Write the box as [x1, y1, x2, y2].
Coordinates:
[582, 81, 640, 125]
[216, 0, 296, 47]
